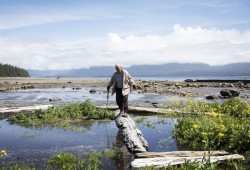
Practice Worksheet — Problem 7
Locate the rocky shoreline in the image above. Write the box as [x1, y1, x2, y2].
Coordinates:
[0, 77, 250, 112]
[135, 80, 250, 99]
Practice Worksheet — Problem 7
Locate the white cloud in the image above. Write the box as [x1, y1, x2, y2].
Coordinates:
[105, 25, 250, 66]
[0, 13, 94, 30]
[0, 25, 250, 70]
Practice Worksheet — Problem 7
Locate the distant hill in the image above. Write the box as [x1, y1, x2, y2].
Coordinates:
[28, 62, 250, 78]
[27, 69, 68, 78]
[0, 63, 30, 77]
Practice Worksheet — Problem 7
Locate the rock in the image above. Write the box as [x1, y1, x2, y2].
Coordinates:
[136, 85, 143, 90]
[176, 86, 182, 89]
[193, 84, 199, 88]
[199, 84, 207, 87]
[27, 85, 35, 88]
[180, 91, 187, 96]
[72, 87, 81, 90]
[151, 102, 160, 108]
[21, 85, 35, 89]
[206, 95, 219, 100]
[89, 89, 96, 93]
[220, 89, 240, 97]
[0, 88, 6, 92]
[49, 97, 62, 102]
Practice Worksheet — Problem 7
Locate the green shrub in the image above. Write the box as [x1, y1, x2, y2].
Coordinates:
[8, 100, 115, 127]
[173, 98, 250, 153]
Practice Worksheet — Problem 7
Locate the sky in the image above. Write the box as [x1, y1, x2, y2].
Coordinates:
[0, 0, 250, 70]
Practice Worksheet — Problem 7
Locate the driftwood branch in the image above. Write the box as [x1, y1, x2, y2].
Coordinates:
[115, 112, 148, 153]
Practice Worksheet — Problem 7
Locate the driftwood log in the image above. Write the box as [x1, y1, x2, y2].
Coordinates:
[115, 112, 148, 153]
[98, 105, 222, 115]
[0, 105, 53, 119]
[98, 105, 169, 114]
[131, 151, 245, 168]
[135, 150, 229, 158]
[0, 105, 52, 113]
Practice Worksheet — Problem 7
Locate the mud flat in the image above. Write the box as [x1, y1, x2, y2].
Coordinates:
[0, 77, 109, 90]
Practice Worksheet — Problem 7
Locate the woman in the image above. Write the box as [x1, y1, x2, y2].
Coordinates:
[107, 64, 135, 116]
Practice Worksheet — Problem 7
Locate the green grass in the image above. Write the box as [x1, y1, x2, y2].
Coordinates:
[8, 100, 115, 129]
[0, 149, 118, 170]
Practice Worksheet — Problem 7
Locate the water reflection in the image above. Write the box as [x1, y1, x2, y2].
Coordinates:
[111, 131, 134, 170]
[0, 119, 118, 168]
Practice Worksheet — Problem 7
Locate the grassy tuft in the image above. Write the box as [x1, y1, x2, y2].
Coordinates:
[8, 100, 115, 128]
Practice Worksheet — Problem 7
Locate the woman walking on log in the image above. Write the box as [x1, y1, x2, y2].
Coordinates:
[107, 64, 136, 117]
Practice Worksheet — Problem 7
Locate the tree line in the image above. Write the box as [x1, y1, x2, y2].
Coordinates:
[0, 63, 30, 77]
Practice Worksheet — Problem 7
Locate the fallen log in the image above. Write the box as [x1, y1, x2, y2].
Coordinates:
[135, 150, 229, 158]
[97, 105, 172, 114]
[98, 105, 216, 115]
[128, 106, 167, 114]
[131, 153, 245, 168]
[0, 105, 52, 113]
[115, 112, 148, 153]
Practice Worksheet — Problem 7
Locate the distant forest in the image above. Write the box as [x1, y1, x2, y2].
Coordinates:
[0, 63, 30, 77]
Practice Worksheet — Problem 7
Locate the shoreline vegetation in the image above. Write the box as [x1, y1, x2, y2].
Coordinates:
[1, 77, 250, 169]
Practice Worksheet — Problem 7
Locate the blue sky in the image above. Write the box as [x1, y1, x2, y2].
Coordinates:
[0, 0, 250, 70]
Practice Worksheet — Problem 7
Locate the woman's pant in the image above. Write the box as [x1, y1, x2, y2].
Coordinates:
[116, 87, 128, 113]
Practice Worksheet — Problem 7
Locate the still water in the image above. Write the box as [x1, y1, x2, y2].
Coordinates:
[0, 86, 179, 168]
[0, 117, 177, 169]
[0, 86, 185, 106]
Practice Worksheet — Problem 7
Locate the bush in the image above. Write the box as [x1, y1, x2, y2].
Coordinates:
[173, 98, 250, 153]
[9, 100, 115, 127]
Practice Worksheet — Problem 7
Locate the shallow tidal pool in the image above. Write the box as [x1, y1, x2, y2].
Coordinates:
[0, 116, 177, 169]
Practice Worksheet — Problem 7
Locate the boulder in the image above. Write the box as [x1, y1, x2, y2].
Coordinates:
[89, 89, 97, 93]
[72, 87, 81, 90]
[49, 97, 62, 102]
[0, 88, 6, 92]
[220, 89, 240, 97]
[206, 95, 219, 100]
[193, 84, 199, 88]
[143, 84, 150, 88]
